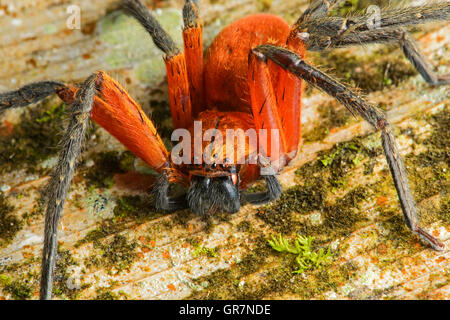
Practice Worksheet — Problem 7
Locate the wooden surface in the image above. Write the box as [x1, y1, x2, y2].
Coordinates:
[0, 0, 448, 300]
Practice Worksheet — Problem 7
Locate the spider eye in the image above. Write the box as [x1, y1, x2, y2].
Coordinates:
[211, 163, 217, 169]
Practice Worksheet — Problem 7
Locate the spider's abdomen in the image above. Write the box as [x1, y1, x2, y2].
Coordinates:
[204, 14, 290, 113]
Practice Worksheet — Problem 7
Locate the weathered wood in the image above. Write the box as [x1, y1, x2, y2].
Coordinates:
[0, 0, 448, 300]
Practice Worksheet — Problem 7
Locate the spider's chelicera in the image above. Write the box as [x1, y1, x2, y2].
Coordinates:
[0, 0, 448, 300]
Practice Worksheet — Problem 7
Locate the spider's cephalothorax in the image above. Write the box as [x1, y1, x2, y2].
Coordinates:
[0, 0, 448, 299]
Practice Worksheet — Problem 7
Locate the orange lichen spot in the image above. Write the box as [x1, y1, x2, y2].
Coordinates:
[149, 240, 156, 248]
[182, 242, 190, 248]
[162, 251, 171, 259]
[377, 244, 387, 255]
[22, 252, 33, 259]
[0, 120, 14, 137]
[435, 256, 445, 263]
[376, 196, 388, 207]
[167, 284, 177, 291]
[138, 236, 146, 243]
[432, 229, 440, 237]
[330, 127, 339, 134]
[141, 247, 151, 253]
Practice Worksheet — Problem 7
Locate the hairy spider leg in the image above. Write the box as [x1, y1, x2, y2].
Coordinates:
[254, 44, 445, 251]
[57, 72, 171, 173]
[183, 0, 204, 118]
[40, 75, 96, 299]
[123, 0, 193, 130]
[295, 2, 450, 85]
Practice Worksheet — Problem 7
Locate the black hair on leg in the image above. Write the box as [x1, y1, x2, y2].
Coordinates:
[153, 172, 188, 212]
[296, 0, 345, 25]
[245, 174, 282, 205]
[0, 81, 65, 112]
[183, 0, 201, 29]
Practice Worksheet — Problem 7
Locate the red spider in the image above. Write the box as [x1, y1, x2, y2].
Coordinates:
[0, 0, 448, 300]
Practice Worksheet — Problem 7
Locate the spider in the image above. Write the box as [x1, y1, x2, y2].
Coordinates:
[0, 0, 448, 300]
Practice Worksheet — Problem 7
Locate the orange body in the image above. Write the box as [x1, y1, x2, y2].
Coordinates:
[57, 14, 305, 189]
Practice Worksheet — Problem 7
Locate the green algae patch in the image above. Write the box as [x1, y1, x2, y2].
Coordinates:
[258, 138, 374, 241]
[0, 98, 66, 174]
[0, 194, 22, 248]
[99, 9, 183, 87]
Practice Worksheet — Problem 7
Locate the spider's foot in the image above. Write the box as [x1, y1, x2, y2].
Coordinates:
[435, 75, 450, 86]
[415, 226, 446, 251]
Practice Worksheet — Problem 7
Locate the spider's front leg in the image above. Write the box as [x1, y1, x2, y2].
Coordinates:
[254, 44, 445, 251]
[0, 70, 184, 299]
[39, 75, 96, 300]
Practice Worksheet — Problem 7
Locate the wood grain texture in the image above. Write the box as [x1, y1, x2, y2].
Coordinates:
[0, 0, 448, 300]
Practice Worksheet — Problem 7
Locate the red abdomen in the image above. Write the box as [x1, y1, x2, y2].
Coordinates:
[204, 14, 290, 113]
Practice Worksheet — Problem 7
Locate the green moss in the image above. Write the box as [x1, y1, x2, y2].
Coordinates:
[188, 236, 356, 300]
[4, 280, 32, 300]
[0, 274, 12, 286]
[192, 244, 218, 258]
[113, 194, 160, 222]
[0, 98, 66, 174]
[85, 150, 135, 189]
[0, 194, 22, 248]
[268, 234, 333, 273]
[87, 234, 137, 273]
[94, 287, 128, 300]
[311, 46, 416, 93]
[52, 247, 86, 300]
[404, 109, 449, 225]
